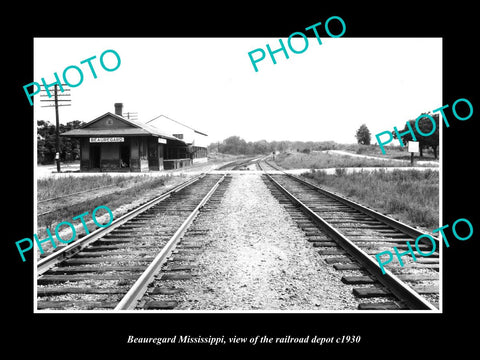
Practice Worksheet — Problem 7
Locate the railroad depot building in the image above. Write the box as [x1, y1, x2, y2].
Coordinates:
[61, 103, 208, 172]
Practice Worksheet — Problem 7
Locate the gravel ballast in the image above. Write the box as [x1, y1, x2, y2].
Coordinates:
[148, 174, 361, 311]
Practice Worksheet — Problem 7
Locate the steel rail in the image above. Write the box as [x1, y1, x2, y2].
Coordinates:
[114, 174, 227, 310]
[263, 171, 438, 310]
[289, 173, 439, 245]
[37, 173, 206, 275]
[217, 156, 260, 170]
[261, 160, 440, 246]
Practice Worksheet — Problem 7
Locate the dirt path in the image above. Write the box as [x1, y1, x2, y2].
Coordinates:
[323, 150, 439, 166]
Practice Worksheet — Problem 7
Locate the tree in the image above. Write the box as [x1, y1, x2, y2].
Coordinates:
[253, 140, 269, 154]
[355, 124, 371, 145]
[37, 120, 85, 164]
[218, 136, 247, 154]
[394, 113, 439, 159]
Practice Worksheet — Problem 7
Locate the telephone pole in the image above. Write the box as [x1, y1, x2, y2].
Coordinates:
[40, 84, 71, 172]
[123, 111, 138, 120]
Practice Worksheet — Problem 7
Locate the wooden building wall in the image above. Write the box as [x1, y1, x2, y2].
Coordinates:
[80, 139, 89, 171]
[78, 136, 209, 172]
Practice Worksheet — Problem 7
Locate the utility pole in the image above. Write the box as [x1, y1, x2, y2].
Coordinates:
[54, 85, 60, 172]
[123, 111, 138, 120]
[40, 84, 71, 172]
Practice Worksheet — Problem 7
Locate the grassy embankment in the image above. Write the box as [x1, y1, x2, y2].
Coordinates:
[275, 150, 437, 170]
[38, 174, 130, 201]
[314, 143, 440, 161]
[273, 150, 439, 230]
[37, 174, 181, 235]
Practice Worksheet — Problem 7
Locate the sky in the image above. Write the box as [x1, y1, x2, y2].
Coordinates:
[33, 37, 442, 144]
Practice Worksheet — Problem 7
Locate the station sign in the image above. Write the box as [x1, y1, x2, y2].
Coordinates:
[408, 141, 419, 153]
[89, 137, 125, 143]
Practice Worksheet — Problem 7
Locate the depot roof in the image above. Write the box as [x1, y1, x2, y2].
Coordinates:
[61, 112, 186, 143]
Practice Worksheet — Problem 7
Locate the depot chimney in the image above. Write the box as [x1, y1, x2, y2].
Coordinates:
[114, 103, 123, 116]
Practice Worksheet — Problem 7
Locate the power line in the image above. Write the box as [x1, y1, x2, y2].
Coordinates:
[123, 111, 138, 120]
[38, 84, 72, 173]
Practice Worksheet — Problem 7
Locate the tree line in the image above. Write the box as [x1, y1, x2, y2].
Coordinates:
[37, 120, 85, 164]
[208, 136, 340, 155]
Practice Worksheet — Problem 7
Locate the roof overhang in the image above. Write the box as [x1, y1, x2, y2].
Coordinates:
[60, 112, 185, 143]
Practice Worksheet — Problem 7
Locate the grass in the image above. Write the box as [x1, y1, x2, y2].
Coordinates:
[37, 174, 131, 201]
[318, 143, 439, 161]
[37, 174, 180, 234]
[207, 152, 249, 164]
[300, 169, 439, 230]
[274, 151, 430, 170]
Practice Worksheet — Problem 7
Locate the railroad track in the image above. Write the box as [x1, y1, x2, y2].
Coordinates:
[217, 156, 261, 171]
[135, 175, 233, 310]
[258, 160, 440, 310]
[36, 173, 229, 310]
[256, 158, 281, 171]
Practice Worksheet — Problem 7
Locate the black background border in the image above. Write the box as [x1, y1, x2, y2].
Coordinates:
[6, 3, 478, 355]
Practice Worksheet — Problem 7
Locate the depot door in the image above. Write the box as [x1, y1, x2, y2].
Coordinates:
[120, 144, 130, 168]
[91, 144, 101, 169]
[148, 139, 159, 170]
